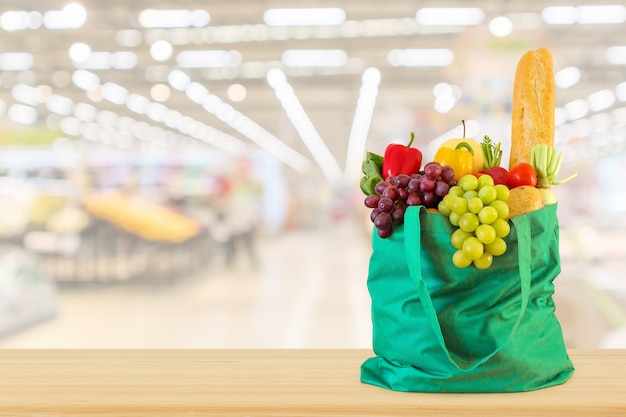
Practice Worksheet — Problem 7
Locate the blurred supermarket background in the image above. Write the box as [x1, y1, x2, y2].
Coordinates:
[1, 1, 625, 348]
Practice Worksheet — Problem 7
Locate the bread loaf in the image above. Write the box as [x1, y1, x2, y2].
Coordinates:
[509, 48, 555, 169]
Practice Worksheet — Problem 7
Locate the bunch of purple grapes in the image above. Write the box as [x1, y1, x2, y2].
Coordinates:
[364, 161, 456, 238]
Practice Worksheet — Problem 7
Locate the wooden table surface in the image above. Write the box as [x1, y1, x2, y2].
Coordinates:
[1, 349, 625, 416]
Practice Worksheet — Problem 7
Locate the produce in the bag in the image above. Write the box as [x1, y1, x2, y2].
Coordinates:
[478, 166, 508, 186]
[434, 121, 481, 181]
[381, 132, 423, 179]
[509, 47, 555, 169]
[477, 135, 509, 185]
[437, 134, 483, 174]
[364, 161, 456, 238]
[360, 152, 384, 195]
[440, 174, 511, 269]
[480, 135, 502, 170]
[434, 142, 475, 181]
[530, 144, 578, 205]
[507, 162, 537, 189]
[506, 185, 545, 218]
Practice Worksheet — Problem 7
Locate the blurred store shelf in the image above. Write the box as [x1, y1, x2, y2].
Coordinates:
[1, 217, 625, 349]
[0, 219, 372, 348]
[0, 247, 57, 339]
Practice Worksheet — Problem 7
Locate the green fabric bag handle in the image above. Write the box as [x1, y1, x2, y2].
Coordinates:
[404, 206, 531, 371]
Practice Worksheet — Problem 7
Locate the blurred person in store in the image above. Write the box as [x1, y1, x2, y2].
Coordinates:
[208, 159, 262, 268]
[229, 192, 261, 267]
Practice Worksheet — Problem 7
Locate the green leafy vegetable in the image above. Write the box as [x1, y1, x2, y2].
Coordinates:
[360, 152, 384, 195]
[480, 135, 502, 169]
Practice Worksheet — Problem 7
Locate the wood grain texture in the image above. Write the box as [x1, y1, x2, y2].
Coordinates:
[0, 349, 624, 416]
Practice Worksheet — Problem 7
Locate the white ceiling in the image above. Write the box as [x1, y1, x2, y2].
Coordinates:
[1, 1, 625, 183]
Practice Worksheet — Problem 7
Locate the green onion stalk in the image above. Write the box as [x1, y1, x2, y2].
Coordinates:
[530, 144, 578, 205]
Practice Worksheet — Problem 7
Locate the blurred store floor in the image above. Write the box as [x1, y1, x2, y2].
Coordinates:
[0, 219, 372, 348]
[0, 218, 625, 349]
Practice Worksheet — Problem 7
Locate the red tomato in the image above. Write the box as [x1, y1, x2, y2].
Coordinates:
[507, 163, 537, 189]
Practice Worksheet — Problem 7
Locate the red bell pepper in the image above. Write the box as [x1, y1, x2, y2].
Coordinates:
[381, 132, 423, 179]
[477, 166, 509, 186]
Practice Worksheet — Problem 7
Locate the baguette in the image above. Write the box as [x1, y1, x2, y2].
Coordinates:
[509, 48, 555, 169]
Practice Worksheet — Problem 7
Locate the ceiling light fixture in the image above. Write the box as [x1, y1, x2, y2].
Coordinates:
[344, 67, 381, 182]
[489, 16, 513, 37]
[76, 52, 112, 70]
[33, 85, 50, 104]
[555, 66, 581, 88]
[185, 82, 210, 104]
[577, 5, 626, 24]
[200, 17, 462, 45]
[101, 82, 129, 105]
[68, 42, 91, 63]
[86, 86, 103, 102]
[607, 46, 626, 64]
[616, 82, 626, 101]
[176, 50, 242, 68]
[59, 116, 82, 136]
[72, 70, 100, 90]
[263, 8, 346, 27]
[432, 82, 461, 114]
[267, 68, 342, 183]
[168, 70, 191, 91]
[227, 84, 247, 102]
[145, 102, 167, 123]
[111, 52, 138, 70]
[150, 40, 174, 62]
[11, 84, 39, 106]
[612, 108, 626, 130]
[8, 104, 38, 125]
[564, 99, 589, 121]
[281, 49, 348, 68]
[46, 95, 74, 115]
[0, 11, 25, 31]
[541, 6, 577, 25]
[73, 102, 97, 122]
[167, 69, 311, 173]
[434, 95, 456, 114]
[542, 5, 626, 25]
[38, 82, 241, 154]
[587, 89, 616, 112]
[151, 84, 171, 102]
[138, 9, 210, 29]
[0, 10, 42, 31]
[0, 52, 34, 71]
[416, 8, 484, 26]
[43, 3, 86, 29]
[387, 48, 454, 67]
[126, 94, 150, 115]
[590, 113, 613, 132]
[61, 3, 87, 28]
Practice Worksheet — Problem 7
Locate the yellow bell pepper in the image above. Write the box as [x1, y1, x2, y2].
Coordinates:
[438, 138, 483, 172]
[434, 142, 475, 181]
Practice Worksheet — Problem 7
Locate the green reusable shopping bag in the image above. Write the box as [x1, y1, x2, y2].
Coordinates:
[360, 204, 574, 392]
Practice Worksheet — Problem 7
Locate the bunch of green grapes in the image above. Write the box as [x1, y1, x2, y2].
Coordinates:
[438, 174, 511, 269]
